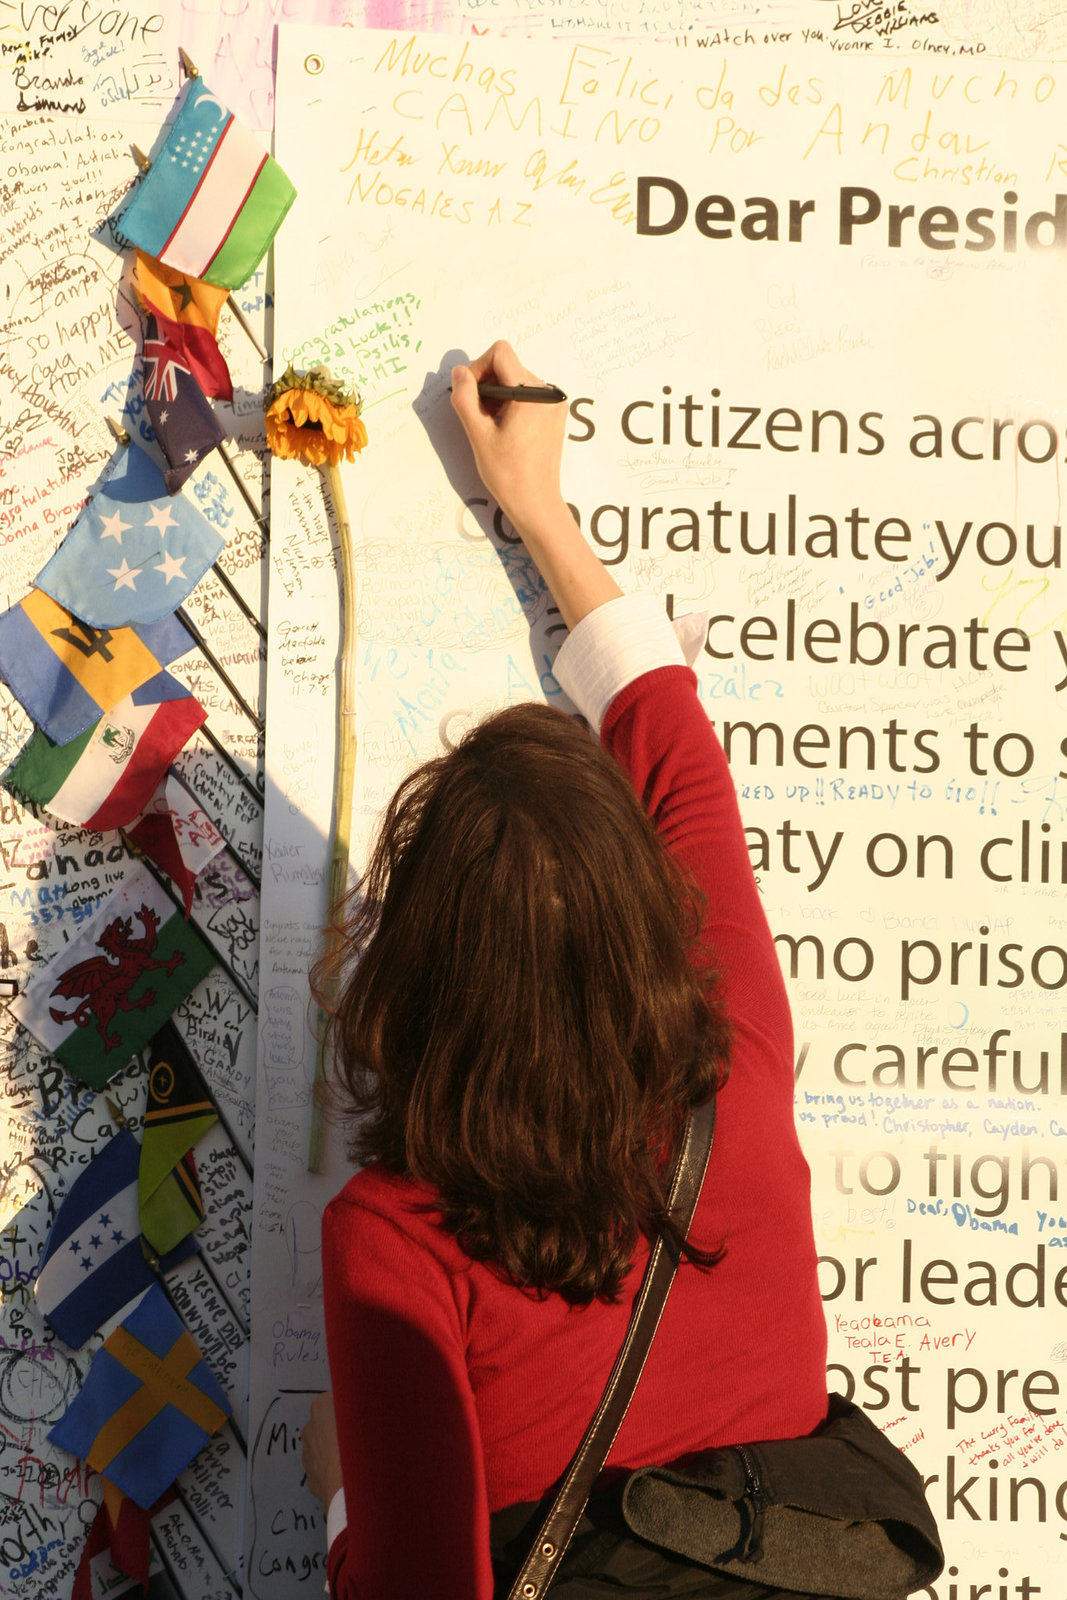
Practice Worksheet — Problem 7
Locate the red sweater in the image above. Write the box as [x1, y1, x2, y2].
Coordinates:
[322, 664, 829, 1599]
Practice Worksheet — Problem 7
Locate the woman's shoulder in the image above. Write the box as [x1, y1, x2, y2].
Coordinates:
[328, 1160, 435, 1219]
[324, 1163, 463, 1264]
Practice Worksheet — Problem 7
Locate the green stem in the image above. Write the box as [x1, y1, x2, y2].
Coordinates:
[309, 460, 358, 1173]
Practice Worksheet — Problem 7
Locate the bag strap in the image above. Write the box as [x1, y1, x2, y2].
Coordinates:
[505, 1096, 716, 1600]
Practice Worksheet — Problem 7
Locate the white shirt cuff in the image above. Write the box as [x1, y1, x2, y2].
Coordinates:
[326, 1486, 347, 1550]
[552, 594, 703, 732]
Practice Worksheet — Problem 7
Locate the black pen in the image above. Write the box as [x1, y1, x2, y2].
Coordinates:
[477, 382, 567, 404]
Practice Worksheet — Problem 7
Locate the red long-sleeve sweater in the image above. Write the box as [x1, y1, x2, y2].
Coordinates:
[322, 662, 828, 1600]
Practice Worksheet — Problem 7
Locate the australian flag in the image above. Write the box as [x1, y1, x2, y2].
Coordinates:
[142, 313, 226, 493]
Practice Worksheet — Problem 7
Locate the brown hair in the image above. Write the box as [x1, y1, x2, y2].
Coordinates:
[322, 701, 730, 1304]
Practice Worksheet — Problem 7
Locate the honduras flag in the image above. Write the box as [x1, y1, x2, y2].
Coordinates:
[34, 1129, 195, 1348]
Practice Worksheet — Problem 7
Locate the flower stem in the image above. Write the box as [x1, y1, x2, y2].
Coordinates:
[309, 460, 358, 1172]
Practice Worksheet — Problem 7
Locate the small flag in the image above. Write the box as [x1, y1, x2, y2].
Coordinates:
[116, 78, 296, 290]
[132, 251, 232, 400]
[142, 1150, 204, 1261]
[35, 441, 225, 620]
[33, 1128, 194, 1348]
[139, 1022, 217, 1257]
[141, 315, 226, 493]
[146, 302, 232, 404]
[134, 250, 228, 337]
[0, 590, 193, 746]
[128, 774, 226, 915]
[49, 1282, 231, 1509]
[72, 1479, 172, 1600]
[11, 864, 215, 1089]
[3, 673, 207, 832]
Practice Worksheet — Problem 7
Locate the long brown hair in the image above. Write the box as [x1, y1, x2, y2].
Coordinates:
[322, 701, 730, 1304]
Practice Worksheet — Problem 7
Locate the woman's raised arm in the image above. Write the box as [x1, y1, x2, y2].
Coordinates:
[450, 339, 621, 631]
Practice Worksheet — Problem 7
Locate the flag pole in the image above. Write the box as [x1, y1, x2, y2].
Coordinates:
[205, 547, 267, 641]
[217, 443, 271, 537]
[196, 723, 264, 808]
[176, 606, 264, 732]
[130, 135, 269, 366]
[222, 302, 268, 364]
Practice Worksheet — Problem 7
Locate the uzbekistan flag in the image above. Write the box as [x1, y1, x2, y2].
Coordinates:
[3, 672, 207, 832]
[49, 1282, 231, 1509]
[11, 865, 215, 1089]
[117, 78, 296, 290]
[0, 590, 193, 746]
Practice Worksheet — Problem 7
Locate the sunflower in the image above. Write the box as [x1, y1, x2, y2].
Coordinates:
[264, 364, 367, 466]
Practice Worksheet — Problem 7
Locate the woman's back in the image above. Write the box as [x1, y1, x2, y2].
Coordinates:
[322, 626, 827, 1598]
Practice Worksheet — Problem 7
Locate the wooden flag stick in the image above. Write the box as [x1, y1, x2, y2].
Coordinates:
[206, 554, 267, 642]
[198, 723, 264, 809]
[176, 606, 264, 732]
[222, 299, 268, 363]
[130, 139, 270, 366]
[217, 442, 269, 533]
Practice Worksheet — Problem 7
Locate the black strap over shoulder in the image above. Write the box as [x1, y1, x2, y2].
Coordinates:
[504, 1099, 716, 1600]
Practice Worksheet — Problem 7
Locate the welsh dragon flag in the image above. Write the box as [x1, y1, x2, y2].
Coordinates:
[11, 866, 214, 1089]
[117, 78, 296, 290]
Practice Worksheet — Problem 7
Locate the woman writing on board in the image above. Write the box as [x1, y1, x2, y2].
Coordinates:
[301, 340, 830, 1597]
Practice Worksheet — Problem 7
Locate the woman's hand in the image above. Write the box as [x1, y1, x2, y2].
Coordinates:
[302, 1390, 344, 1508]
[450, 339, 621, 630]
[450, 340, 569, 542]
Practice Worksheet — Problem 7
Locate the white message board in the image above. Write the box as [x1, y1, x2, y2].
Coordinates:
[257, 24, 1067, 1596]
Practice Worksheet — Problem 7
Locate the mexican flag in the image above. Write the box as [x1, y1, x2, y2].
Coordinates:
[3, 673, 206, 832]
[11, 866, 215, 1089]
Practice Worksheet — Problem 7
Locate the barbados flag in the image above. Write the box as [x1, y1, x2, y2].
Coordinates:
[0, 590, 193, 745]
[34, 1129, 197, 1349]
[117, 78, 296, 290]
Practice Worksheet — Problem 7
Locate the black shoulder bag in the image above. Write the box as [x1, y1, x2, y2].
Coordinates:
[500, 1099, 943, 1600]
